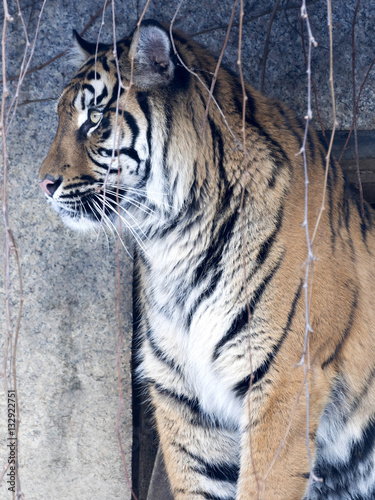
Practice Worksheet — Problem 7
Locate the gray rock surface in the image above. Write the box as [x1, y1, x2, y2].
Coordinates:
[0, 1, 374, 499]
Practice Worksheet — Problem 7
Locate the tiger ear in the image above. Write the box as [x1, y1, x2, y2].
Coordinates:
[129, 20, 175, 89]
[69, 30, 110, 67]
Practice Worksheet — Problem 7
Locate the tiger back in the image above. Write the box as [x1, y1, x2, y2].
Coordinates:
[38, 20, 375, 500]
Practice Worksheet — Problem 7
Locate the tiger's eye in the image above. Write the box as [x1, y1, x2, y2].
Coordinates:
[89, 110, 102, 124]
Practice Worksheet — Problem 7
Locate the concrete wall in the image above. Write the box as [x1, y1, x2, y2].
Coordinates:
[1, 1, 374, 499]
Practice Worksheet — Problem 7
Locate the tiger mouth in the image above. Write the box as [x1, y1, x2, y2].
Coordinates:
[49, 188, 125, 226]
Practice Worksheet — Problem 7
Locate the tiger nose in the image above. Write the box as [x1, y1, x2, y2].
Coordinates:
[38, 175, 63, 196]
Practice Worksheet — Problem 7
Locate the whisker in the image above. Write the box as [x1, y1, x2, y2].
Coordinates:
[103, 183, 172, 208]
[91, 199, 133, 259]
[112, 201, 151, 241]
[87, 199, 110, 251]
[103, 188, 157, 216]
[104, 184, 168, 197]
[95, 194, 150, 255]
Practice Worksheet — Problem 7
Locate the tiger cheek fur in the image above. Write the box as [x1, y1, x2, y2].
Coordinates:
[39, 20, 375, 500]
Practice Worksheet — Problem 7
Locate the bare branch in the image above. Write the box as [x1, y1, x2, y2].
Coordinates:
[260, 0, 282, 93]
[201, 0, 239, 129]
[351, 0, 365, 219]
[0, 0, 114, 86]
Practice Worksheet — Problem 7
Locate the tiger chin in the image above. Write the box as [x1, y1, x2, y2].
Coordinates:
[38, 20, 375, 500]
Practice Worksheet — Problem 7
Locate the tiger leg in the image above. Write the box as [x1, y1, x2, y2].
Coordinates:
[237, 366, 331, 500]
[150, 384, 240, 500]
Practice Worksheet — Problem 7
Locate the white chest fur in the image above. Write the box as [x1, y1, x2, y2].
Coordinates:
[143, 302, 244, 428]
[138, 242, 246, 428]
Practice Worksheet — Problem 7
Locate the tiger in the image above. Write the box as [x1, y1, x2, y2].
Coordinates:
[38, 19, 375, 500]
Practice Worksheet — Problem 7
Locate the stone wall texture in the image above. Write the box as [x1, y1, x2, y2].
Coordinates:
[1, 1, 374, 499]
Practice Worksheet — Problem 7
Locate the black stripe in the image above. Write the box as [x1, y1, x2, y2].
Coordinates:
[351, 190, 370, 243]
[207, 117, 227, 185]
[313, 416, 375, 497]
[99, 115, 110, 131]
[343, 180, 352, 231]
[108, 108, 140, 148]
[87, 151, 112, 171]
[97, 146, 140, 164]
[255, 206, 283, 267]
[239, 88, 290, 165]
[146, 331, 182, 374]
[120, 147, 141, 164]
[132, 254, 143, 338]
[364, 202, 373, 228]
[186, 268, 223, 330]
[162, 101, 173, 207]
[136, 92, 152, 181]
[153, 384, 227, 429]
[193, 208, 239, 287]
[82, 83, 95, 95]
[87, 70, 101, 81]
[348, 417, 375, 469]
[267, 159, 281, 189]
[81, 174, 96, 183]
[101, 55, 110, 73]
[212, 255, 284, 362]
[178, 445, 239, 484]
[198, 493, 235, 500]
[233, 279, 303, 397]
[343, 177, 373, 246]
[154, 384, 202, 416]
[66, 180, 95, 190]
[107, 81, 123, 108]
[213, 307, 248, 362]
[95, 85, 108, 105]
[274, 101, 303, 148]
[100, 128, 111, 141]
[158, 162, 209, 240]
[143, 158, 151, 183]
[247, 254, 285, 315]
[123, 111, 139, 148]
[247, 91, 293, 189]
[297, 472, 311, 479]
[326, 163, 336, 251]
[74, 70, 88, 80]
[321, 288, 358, 369]
[329, 150, 338, 182]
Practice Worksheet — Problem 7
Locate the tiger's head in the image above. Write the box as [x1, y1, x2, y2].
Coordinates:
[38, 20, 213, 235]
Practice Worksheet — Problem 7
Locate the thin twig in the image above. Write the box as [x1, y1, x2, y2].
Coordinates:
[260, 0, 282, 93]
[310, 0, 337, 245]
[169, 1, 244, 152]
[351, 0, 365, 219]
[300, 17, 328, 144]
[5, 0, 48, 134]
[201, 0, 239, 129]
[93, 0, 109, 107]
[1, 0, 27, 498]
[0, 0, 113, 85]
[296, 1, 320, 496]
[191, 0, 320, 37]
